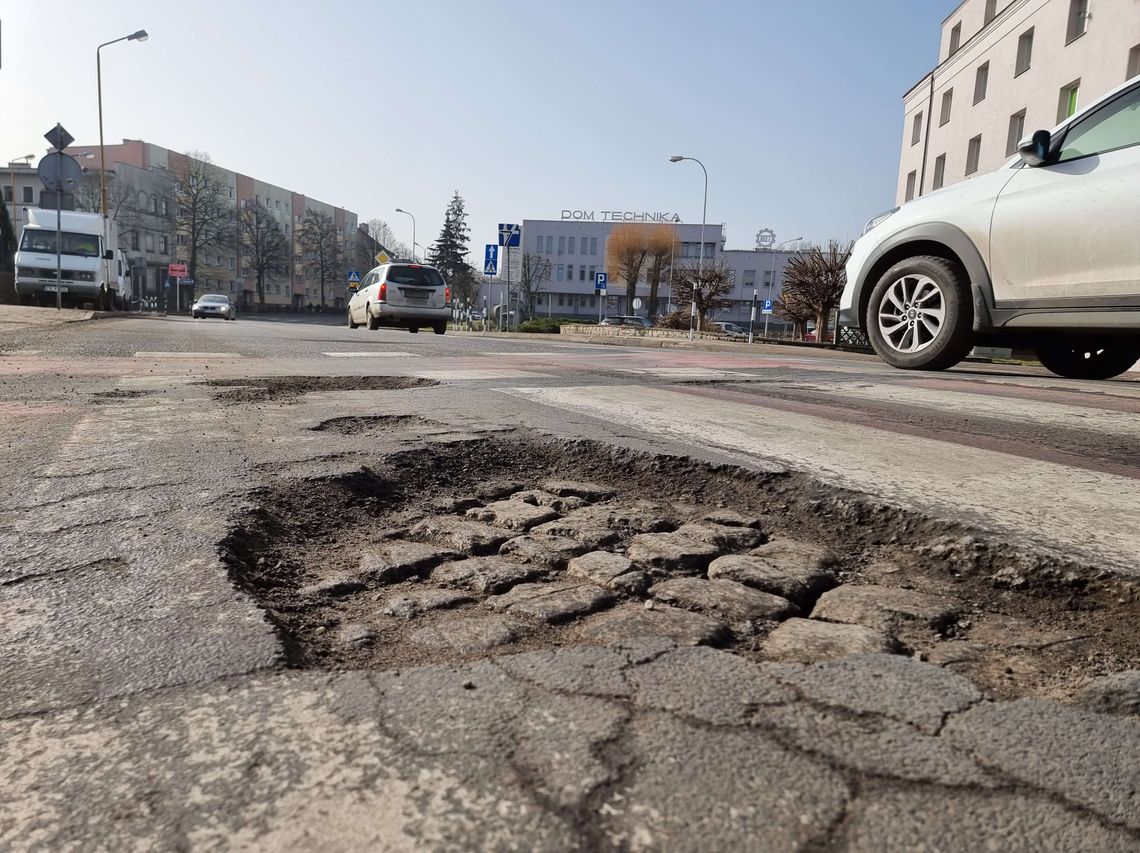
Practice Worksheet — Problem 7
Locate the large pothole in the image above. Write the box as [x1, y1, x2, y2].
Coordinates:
[204, 375, 436, 403]
[221, 436, 1138, 704]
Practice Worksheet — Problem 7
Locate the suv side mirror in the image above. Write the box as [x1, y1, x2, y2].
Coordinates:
[1018, 129, 1052, 167]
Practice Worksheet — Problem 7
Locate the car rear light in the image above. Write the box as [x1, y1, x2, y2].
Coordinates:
[378, 282, 387, 301]
[407, 264, 421, 268]
[445, 286, 451, 303]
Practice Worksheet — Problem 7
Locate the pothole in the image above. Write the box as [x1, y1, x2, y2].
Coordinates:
[312, 415, 440, 433]
[91, 389, 153, 402]
[221, 436, 1139, 704]
[203, 375, 437, 403]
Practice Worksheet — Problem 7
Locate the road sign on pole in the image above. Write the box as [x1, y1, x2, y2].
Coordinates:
[346, 271, 361, 283]
[497, 223, 521, 247]
[594, 271, 608, 292]
[484, 244, 499, 276]
[762, 299, 773, 315]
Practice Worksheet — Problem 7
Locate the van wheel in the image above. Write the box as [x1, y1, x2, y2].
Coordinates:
[367, 306, 381, 331]
[1035, 337, 1140, 380]
[433, 322, 446, 335]
[864, 255, 974, 371]
[408, 326, 419, 334]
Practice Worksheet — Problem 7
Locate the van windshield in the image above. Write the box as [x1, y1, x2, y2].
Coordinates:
[19, 230, 102, 258]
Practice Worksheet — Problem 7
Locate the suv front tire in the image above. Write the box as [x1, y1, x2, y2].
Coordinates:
[865, 255, 974, 371]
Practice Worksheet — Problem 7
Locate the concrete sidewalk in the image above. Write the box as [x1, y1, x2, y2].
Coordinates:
[0, 304, 96, 334]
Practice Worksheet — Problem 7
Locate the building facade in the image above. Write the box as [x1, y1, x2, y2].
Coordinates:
[898, 0, 1140, 204]
[57, 140, 361, 311]
[511, 216, 797, 329]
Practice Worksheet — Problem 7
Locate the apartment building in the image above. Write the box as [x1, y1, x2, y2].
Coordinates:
[898, 0, 1140, 204]
[60, 139, 360, 310]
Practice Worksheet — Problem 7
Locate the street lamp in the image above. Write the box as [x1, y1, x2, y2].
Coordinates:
[763, 237, 802, 340]
[669, 155, 707, 342]
[8, 154, 34, 231]
[395, 208, 415, 261]
[97, 30, 148, 220]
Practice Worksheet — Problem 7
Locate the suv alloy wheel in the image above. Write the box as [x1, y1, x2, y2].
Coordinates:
[865, 255, 974, 370]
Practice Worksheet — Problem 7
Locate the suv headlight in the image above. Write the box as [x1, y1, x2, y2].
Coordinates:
[863, 208, 899, 235]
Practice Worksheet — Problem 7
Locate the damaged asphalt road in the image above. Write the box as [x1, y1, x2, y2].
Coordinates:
[1, 313, 1138, 850]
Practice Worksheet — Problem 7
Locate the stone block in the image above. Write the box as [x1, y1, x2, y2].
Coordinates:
[358, 541, 460, 583]
[708, 553, 836, 605]
[811, 584, 960, 632]
[578, 602, 729, 646]
[466, 500, 560, 532]
[487, 581, 615, 623]
[499, 534, 589, 568]
[432, 557, 545, 595]
[408, 515, 515, 555]
[627, 532, 720, 574]
[762, 618, 896, 663]
[674, 522, 763, 550]
[650, 577, 797, 623]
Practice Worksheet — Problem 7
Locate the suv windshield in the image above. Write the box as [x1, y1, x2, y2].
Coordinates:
[387, 266, 445, 287]
[19, 230, 101, 258]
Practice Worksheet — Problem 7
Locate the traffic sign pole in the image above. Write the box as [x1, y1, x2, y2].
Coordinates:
[748, 288, 757, 344]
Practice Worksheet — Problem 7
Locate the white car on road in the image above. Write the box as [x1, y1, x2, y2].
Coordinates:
[841, 76, 1140, 379]
[347, 262, 451, 334]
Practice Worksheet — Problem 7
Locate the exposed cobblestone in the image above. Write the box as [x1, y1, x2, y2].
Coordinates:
[466, 500, 560, 531]
[650, 577, 797, 623]
[431, 557, 546, 595]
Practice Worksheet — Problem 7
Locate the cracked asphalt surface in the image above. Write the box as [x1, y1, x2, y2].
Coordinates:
[1, 310, 1137, 851]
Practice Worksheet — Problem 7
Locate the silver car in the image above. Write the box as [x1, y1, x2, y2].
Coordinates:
[191, 294, 236, 320]
[347, 263, 451, 334]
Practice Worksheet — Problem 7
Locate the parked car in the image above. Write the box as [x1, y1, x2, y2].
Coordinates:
[840, 76, 1140, 379]
[347, 262, 451, 334]
[600, 315, 652, 328]
[191, 294, 236, 320]
[713, 321, 747, 337]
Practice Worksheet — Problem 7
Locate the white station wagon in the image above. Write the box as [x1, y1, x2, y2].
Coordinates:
[347, 262, 451, 334]
[841, 76, 1140, 379]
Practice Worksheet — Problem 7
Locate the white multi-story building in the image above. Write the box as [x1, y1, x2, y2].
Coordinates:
[512, 215, 797, 328]
[897, 0, 1140, 204]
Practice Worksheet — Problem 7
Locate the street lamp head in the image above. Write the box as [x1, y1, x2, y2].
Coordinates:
[395, 207, 405, 213]
[128, 29, 148, 41]
[668, 155, 684, 163]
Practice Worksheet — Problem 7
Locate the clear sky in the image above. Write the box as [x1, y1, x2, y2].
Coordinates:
[1, 0, 958, 255]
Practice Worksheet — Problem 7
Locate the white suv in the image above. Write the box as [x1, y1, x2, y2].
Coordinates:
[841, 77, 1140, 379]
[347, 262, 451, 334]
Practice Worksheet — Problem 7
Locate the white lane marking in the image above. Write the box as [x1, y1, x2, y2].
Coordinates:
[801, 381, 1140, 439]
[321, 352, 422, 358]
[405, 369, 555, 380]
[504, 384, 1140, 575]
[133, 352, 242, 359]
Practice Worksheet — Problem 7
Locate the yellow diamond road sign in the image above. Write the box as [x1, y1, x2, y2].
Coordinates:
[374, 251, 391, 265]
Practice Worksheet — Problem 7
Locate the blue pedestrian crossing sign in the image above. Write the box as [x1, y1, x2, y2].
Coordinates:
[347, 270, 361, 283]
[762, 299, 773, 315]
[484, 244, 499, 276]
[498, 223, 521, 248]
[594, 271, 608, 292]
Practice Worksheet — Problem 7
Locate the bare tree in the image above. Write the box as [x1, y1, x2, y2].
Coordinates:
[74, 172, 135, 228]
[299, 208, 340, 307]
[643, 224, 674, 320]
[363, 218, 410, 260]
[780, 240, 853, 340]
[240, 202, 289, 310]
[606, 223, 651, 309]
[173, 152, 233, 282]
[670, 262, 735, 329]
[516, 252, 552, 318]
[775, 290, 814, 340]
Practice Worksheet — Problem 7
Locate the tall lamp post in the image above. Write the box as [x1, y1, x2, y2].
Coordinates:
[668, 155, 707, 341]
[395, 208, 415, 261]
[764, 237, 801, 339]
[8, 154, 34, 231]
[97, 29, 147, 310]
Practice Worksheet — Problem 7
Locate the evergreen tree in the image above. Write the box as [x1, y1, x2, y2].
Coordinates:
[0, 202, 17, 273]
[428, 191, 477, 302]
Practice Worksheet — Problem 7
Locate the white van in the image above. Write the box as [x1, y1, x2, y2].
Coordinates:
[14, 209, 128, 310]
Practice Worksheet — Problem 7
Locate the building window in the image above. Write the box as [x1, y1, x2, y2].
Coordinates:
[974, 62, 989, 103]
[911, 112, 923, 146]
[568, 236, 575, 254]
[940, 89, 953, 125]
[579, 266, 586, 281]
[1006, 109, 1027, 155]
[557, 264, 564, 282]
[535, 235, 543, 252]
[558, 236, 565, 255]
[145, 233, 155, 252]
[558, 293, 565, 306]
[131, 231, 140, 251]
[1015, 28, 1033, 76]
[1127, 44, 1140, 80]
[158, 235, 168, 254]
[22, 186, 33, 204]
[904, 171, 917, 202]
[589, 237, 597, 254]
[932, 154, 947, 190]
[966, 135, 982, 175]
[1066, 0, 1088, 43]
[763, 270, 772, 288]
[1058, 79, 1081, 122]
[589, 295, 596, 307]
[1, 185, 10, 202]
[545, 236, 553, 254]
[567, 264, 574, 281]
[579, 295, 587, 307]
[161, 199, 168, 215]
[743, 270, 755, 289]
[949, 22, 962, 55]
[984, 0, 998, 24]
[589, 264, 596, 281]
